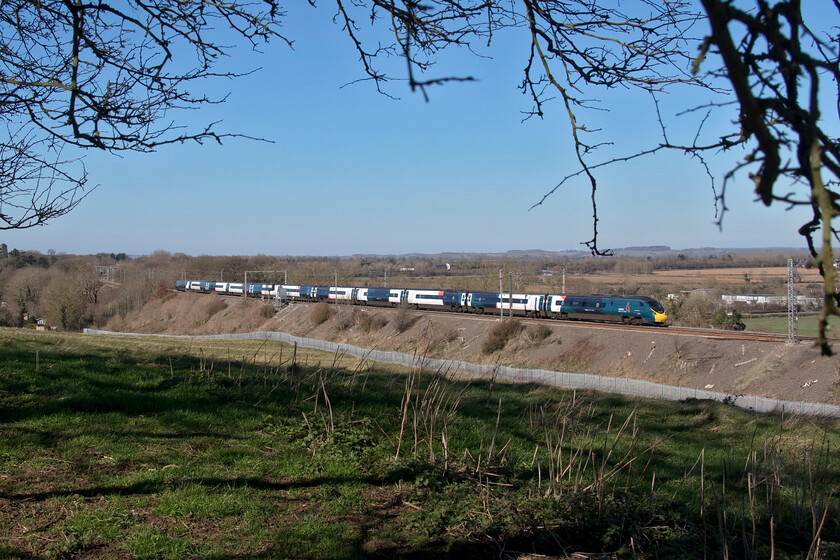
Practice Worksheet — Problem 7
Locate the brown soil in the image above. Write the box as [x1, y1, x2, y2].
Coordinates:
[105, 292, 840, 406]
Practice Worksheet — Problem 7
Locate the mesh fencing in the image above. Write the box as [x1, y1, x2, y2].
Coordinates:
[84, 328, 840, 418]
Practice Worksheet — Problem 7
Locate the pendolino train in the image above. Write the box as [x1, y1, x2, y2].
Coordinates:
[175, 280, 668, 325]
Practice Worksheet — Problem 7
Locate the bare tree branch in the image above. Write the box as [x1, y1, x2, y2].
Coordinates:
[0, 0, 289, 228]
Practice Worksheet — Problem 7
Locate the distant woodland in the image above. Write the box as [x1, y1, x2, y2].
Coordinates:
[0, 246, 817, 332]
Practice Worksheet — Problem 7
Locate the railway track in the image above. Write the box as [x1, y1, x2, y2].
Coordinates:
[214, 292, 815, 345]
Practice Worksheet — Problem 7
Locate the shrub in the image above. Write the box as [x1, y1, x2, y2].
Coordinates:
[711, 308, 746, 331]
[334, 308, 358, 331]
[394, 305, 417, 334]
[359, 313, 388, 333]
[204, 297, 227, 318]
[524, 323, 552, 343]
[150, 284, 169, 300]
[482, 319, 523, 354]
[0, 305, 16, 327]
[310, 302, 333, 326]
[260, 303, 276, 319]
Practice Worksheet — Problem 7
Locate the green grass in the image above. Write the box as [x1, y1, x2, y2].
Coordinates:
[745, 313, 839, 338]
[1, 328, 839, 559]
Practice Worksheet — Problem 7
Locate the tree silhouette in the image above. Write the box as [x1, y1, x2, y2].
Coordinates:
[333, 0, 839, 350]
[0, 0, 288, 229]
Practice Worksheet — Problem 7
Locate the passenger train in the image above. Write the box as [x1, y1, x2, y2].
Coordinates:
[175, 280, 668, 325]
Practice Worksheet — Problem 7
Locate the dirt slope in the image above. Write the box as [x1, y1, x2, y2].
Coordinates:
[104, 292, 840, 406]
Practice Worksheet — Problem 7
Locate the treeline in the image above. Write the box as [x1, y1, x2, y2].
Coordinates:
[0, 248, 808, 332]
[0, 249, 175, 331]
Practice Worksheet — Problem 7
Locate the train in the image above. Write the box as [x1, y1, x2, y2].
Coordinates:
[175, 279, 668, 325]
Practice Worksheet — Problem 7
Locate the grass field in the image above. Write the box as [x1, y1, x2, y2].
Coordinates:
[1, 329, 839, 559]
[745, 313, 838, 338]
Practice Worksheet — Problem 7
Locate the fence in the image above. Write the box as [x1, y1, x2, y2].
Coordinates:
[84, 328, 840, 418]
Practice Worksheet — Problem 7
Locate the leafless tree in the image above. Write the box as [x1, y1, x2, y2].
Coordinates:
[0, 0, 288, 229]
[330, 0, 839, 350]
[693, 0, 840, 352]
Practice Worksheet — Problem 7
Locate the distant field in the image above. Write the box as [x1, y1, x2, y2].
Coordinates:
[652, 266, 823, 283]
[745, 313, 838, 338]
[566, 266, 824, 293]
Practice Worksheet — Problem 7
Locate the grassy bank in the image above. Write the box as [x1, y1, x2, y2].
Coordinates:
[1, 328, 839, 559]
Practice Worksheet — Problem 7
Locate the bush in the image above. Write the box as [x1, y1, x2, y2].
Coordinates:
[711, 308, 746, 330]
[667, 292, 719, 328]
[359, 313, 388, 333]
[310, 302, 333, 326]
[334, 308, 358, 331]
[393, 305, 417, 334]
[260, 303, 276, 319]
[482, 319, 523, 354]
[150, 284, 169, 300]
[524, 323, 552, 343]
[0, 305, 15, 327]
[204, 297, 227, 318]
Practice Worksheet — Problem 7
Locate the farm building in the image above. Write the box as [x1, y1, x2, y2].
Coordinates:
[720, 294, 819, 307]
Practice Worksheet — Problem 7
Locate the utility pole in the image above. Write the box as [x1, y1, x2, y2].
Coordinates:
[509, 272, 513, 318]
[788, 258, 798, 344]
[499, 269, 503, 320]
[787, 257, 814, 344]
[562, 267, 566, 294]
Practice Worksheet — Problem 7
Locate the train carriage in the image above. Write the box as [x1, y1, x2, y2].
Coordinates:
[226, 282, 245, 295]
[405, 289, 465, 310]
[280, 284, 313, 300]
[309, 286, 354, 301]
[354, 287, 405, 305]
[214, 282, 229, 294]
[499, 293, 545, 316]
[466, 291, 501, 313]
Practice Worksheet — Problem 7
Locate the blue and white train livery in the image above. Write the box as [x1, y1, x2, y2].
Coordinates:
[175, 280, 668, 325]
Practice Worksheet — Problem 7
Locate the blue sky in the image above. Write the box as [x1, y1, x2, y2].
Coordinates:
[0, 2, 825, 256]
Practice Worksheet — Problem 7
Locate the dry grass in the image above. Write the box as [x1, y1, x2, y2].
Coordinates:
[559, 336, 600, 369]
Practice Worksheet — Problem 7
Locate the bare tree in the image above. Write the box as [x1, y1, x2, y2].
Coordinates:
[0, 0, 288, 229]
[692, 0, 840, 352]
[329, 0, 839, 350]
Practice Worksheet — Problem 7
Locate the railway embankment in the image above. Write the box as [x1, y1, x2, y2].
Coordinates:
[105, 291, 840, 406]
